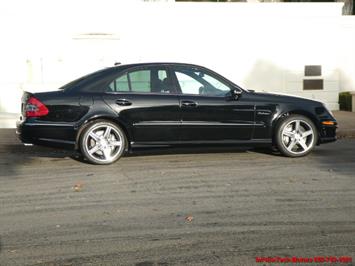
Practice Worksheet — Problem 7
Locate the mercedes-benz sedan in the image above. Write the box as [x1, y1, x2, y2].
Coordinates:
[17, 63, 337, 164]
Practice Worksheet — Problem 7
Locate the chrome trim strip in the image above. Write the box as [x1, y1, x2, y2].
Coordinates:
[181, 121, 261, 126]
[133, 121, 180, 126]
[133, 121, 264, 127]
[131, 139, 272, 146]
[38, 138, 76, 144]
[232, 109, 255, 112]
[24, 122, 74, 127]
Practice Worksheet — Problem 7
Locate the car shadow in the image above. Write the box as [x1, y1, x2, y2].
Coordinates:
[3, 136, 352, 178]
[1, 141, 278, 166]
[68, 145, 263, 164]
[0, 129, 278, 167]
[126, 145, 256, 157]
[1, 144, 77, 159]
[0, 138, 80, 177]
[309, 140, 355, 177]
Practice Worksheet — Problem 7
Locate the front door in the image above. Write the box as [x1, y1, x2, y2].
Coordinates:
[171, 66, 255, 142]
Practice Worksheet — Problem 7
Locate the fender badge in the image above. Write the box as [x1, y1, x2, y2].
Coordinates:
[257, 111, 271, 116]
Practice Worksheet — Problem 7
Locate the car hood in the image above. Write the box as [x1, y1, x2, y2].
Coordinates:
[250, 90, 322, 105]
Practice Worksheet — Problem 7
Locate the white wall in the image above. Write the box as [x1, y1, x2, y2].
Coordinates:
[0, 1, 354, 114]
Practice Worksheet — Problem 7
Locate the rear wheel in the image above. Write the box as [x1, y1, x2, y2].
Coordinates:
[80, 120, 126, 165]
[275, 115, 318, 157]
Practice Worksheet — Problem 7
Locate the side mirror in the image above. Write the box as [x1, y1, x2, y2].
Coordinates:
[231, 89, 242, 100]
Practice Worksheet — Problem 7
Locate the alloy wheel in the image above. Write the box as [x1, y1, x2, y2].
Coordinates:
[83, 124, 124, 163]
[281, 119, 315, 155]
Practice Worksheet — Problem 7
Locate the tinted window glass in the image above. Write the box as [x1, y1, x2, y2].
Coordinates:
[174, 68, 230, 96]
[175, 72, 203, 95]
[108, 74, 130, 92]
[158, 70, 167, 80]
[107, 68, 173, 93]
[203, 74, 230, 92]
[129, 70, 150, 92]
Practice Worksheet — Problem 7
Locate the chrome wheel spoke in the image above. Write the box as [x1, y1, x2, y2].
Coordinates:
[294, 120, 300, 131]
[102, 147, 112, 160]
[298, 139, 308, 151]
[283, 130, 294, 138]
[110, 140, 122, 147]
[88, 145, 100, 155]
[103, 126, 111, 138]
[89, 132, 100, 141]
[302, 130, 313, 138]
[287, 138, 297, 151]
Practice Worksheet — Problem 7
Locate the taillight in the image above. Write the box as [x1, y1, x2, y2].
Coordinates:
[25, 97, 49, 117]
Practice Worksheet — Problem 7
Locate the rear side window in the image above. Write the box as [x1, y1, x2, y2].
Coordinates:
[109, 74, 130, 92]
[107, 68, 174, 94]
[130, 70, 150, 92]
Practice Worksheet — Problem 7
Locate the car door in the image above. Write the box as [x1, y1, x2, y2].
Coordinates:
[103, 65, 180, 143]
[171, 65, 255, 142]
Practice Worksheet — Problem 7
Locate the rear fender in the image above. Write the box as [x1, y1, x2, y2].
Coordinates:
[75, 115, 132, 150]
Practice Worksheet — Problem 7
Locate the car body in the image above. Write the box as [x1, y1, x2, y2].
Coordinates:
[17, 62, 337, 164]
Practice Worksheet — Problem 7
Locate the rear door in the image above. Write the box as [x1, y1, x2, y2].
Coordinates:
[103, 66, 180, 143]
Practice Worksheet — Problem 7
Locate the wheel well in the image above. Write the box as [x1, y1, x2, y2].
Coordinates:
[75, 117, 131, 150]
[272, 111, 320, 144]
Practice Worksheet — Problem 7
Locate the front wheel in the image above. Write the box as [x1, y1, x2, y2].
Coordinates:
[79, 120, 126, 165]
[275, 115, 318, 157]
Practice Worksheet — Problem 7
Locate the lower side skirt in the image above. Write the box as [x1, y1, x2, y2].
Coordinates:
[131, 139, 272, 148]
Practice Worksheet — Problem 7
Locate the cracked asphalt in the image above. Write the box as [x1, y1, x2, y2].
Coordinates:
[0, 129, 354, 266]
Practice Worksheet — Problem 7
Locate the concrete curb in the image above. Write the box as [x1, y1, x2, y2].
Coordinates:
[333, 111, 355, 139]
[337, 130, 355, 139]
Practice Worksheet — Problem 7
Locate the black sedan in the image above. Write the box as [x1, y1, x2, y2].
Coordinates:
[17, 63, 337, 164]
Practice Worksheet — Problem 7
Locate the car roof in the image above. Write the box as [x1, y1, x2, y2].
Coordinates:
[111, 62, 207, 71]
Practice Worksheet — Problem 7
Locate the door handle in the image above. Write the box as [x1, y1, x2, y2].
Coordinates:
[115, 99, 132, 106]
[181, 100, 198, 108]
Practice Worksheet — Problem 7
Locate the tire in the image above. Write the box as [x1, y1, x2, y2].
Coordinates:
[275, 115, 318, 158]
[79, 120, 127, 165]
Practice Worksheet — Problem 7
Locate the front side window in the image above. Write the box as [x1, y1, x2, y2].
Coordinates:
[107, 68, 173, 94]
[174, 67, 231, 96]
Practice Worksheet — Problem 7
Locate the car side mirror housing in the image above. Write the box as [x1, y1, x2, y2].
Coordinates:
[231, 89, 242, 100]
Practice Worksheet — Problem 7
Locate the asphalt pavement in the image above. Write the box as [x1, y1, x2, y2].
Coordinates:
[0, 129, 354, 266]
